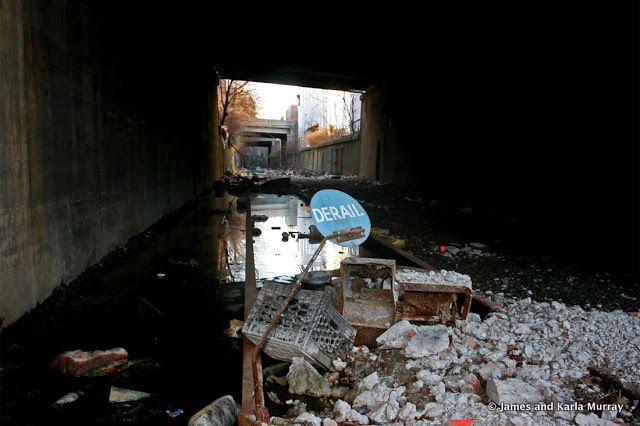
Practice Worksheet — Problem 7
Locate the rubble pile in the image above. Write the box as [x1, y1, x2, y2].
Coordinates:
[395, 269, 472, 289]
[266, 295, 640, 425]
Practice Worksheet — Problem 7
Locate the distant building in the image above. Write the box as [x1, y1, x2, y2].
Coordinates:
[296, 88, 362, 147]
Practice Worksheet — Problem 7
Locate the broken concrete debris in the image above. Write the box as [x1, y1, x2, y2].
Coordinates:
[287, 357, 332, 398]
[486, 378, 543, 405]
[259, 292, 640, 425]
[404, 324, 450, 358]
[51, 347, 128, 377]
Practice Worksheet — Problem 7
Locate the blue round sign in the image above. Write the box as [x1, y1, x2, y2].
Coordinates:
[309, 189, 371, 247]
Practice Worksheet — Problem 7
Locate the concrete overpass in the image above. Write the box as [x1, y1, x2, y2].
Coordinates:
[242, 119, 297, 167]
[0, 1, 637, 328]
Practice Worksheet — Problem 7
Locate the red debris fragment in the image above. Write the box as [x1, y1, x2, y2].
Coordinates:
[439, 245, 447, 253]
[51, 347, 128, 377]
[448, 420, 475, 426]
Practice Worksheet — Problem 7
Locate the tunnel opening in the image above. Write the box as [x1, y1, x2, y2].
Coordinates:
[217, 79, 364, 175]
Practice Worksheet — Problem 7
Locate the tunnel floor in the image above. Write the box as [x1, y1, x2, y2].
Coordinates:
[1, 174, 637, 425]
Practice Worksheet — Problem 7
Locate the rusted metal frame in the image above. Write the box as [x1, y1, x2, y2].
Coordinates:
[240, 192, 264, 426]
[250, 226, 365, 424]
[400, 284, 472, 321]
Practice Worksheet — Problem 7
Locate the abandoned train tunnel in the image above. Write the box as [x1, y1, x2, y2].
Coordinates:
[1, 2, 638, 425]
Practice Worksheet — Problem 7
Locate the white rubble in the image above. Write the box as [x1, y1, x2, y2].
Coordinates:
[288, 292, 640, 426]
[395, 269, 472, 289]
[376, 320, 416, 349]
[575, 413, 619, 426]
[333, 400, 368, 424]
[486, 378, 543, 405]
[331, 358, 347, 371]
[404, 324, 450, 358]
[294, 412, 322, 426]
[286, 357, 331, 397]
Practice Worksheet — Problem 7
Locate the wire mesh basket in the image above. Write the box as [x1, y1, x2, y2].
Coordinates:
[242, 281, 356, 369]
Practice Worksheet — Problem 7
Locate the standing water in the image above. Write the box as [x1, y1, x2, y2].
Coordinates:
[0, 192, 355, 425]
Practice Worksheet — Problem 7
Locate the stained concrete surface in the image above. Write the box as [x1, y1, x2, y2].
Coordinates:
[0, 0, 219, 329]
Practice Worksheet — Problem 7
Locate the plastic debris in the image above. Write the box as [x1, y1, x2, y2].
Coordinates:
[109, 386, 151, 403]
[166, 408, 184, 418]
[52, 391, 84, 407]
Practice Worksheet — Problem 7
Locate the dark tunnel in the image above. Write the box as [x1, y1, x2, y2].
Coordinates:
[0, 2, 638, 424]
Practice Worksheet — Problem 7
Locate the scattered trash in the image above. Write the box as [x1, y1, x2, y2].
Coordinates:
[371, 228, 390, 237]
[52, 391, 84, 407]
[51, 347, 128, 377]
[251, 214, 269, 222]
[223, 319, 244, 338]
[188, 395, 237, 426]
[242, 281, 356, 369]
[391, 238, 406, 249]
[166, 408, 184, 418]
[109, 386, 151, 403]
[440, 245, 447, 253]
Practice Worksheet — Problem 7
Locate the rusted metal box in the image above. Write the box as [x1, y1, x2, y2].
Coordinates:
[338, 257, 398, 346]
[395, 266, 472, 324]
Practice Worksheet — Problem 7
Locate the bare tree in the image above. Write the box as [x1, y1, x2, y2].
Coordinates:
[342, 91, 359, 134]
[217, 79, 258, 141]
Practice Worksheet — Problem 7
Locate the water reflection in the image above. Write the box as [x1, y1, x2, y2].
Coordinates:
[223, 194, 357, 282]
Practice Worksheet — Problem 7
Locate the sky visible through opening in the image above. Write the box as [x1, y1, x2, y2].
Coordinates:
[249, 82, 300, 120]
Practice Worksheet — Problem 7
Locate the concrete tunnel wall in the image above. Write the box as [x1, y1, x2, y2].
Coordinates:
[0, 1, 221, 328]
